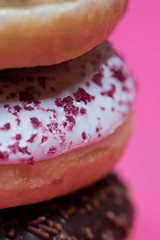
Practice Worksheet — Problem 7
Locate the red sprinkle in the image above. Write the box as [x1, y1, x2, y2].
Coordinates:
[27, 134, 37, 143]
[18, 146, 31, 155]
[14, 105, 22, 112]
[48, 146, 56, 154]
[41, 136, 48, 144]
[122, 86, 130, 92]
[73, 88, 95, 105]
[4, 104, 11, 110]
[82, 132, 87, 140]
[101, 84, 116, 98]
[112, 69, 126, 82]
[64, 104, 79, 116]
[8, 142, 19, 154]
[47, 122, 58, 133]
[24, 106, 34, 111]
[55, 98, 65, 107]
[80, 107, 87, 115]
[66, 116, 76, 125]
[15, 134, 22, 140]
[62, 121, 67, 128]
[63, 96, 74, 104]
[100, 107, 105, 111]
[0, 151, 9, 160]
[30, 117, 42, 129]
[0, 123, 10, 130]
[92, 72, 103, 87]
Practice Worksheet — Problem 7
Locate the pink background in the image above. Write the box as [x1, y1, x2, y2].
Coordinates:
[110, 0, 160, 239]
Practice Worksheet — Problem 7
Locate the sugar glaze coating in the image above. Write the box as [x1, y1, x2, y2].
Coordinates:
[0, 42, 135, 164]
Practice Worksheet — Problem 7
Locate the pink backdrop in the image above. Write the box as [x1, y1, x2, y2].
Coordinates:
[110, 0, 160, 239]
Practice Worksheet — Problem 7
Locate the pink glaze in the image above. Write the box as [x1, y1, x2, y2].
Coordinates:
[0, 42, 135, 164]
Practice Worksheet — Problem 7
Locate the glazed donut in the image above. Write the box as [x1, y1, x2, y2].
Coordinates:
[0, 42, 135, 208]
[0, 0, 128, 69]
[0, 173, 134, 240]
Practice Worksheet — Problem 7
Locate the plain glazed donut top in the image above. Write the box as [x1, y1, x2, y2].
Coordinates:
[0, 0, 127, 69]
[0, 42, 135, 164]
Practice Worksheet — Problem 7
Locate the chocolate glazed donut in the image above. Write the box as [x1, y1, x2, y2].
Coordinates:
[0, 173, 134, 240]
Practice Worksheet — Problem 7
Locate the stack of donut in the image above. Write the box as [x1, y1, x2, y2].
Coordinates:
[0, 1, 135, 239]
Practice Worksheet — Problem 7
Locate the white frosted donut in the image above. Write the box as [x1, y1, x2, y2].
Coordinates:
[0, 42, 134, 164]
[0, 0, 127, 69]
[0, 42, 134, 208]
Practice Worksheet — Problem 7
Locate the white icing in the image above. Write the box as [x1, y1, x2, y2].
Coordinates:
[0, 42, 135, 164]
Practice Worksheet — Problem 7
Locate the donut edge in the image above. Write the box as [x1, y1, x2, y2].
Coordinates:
[0, 0, 128, 69]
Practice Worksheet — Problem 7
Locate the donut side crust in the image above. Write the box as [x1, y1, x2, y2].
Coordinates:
[0, 0, 128, 69]
[0, 172, 134, 240]
[0, 113, 133, 209]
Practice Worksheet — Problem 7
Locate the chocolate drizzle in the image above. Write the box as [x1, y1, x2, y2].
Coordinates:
[0, 173, 134, 240]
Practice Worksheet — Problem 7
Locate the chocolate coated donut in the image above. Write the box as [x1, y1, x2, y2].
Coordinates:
[0, 173, 134, 240]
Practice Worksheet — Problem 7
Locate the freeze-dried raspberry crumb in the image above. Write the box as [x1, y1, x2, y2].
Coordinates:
[41, 136, 48, 144]
[27, 134, 37, 143]
[55, 98, 65, 107]
[14, 105, 22, 112]
[15, 134, 22, 140]
[112, 69, 126, 82]
[24, 106, 34, 111]
[0, 151, 9, 160]
[30, 117, 42, 129]
[101, 84, 116, 98]
[0, 123, 10, 130]
[92, 72, 103, 87]
[82, 132, 87, 140]
[80, 107, 87, 115]
[48, 146, 56, 154]
[73, 88, 95, 105]
[66, 116, 76, 125]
